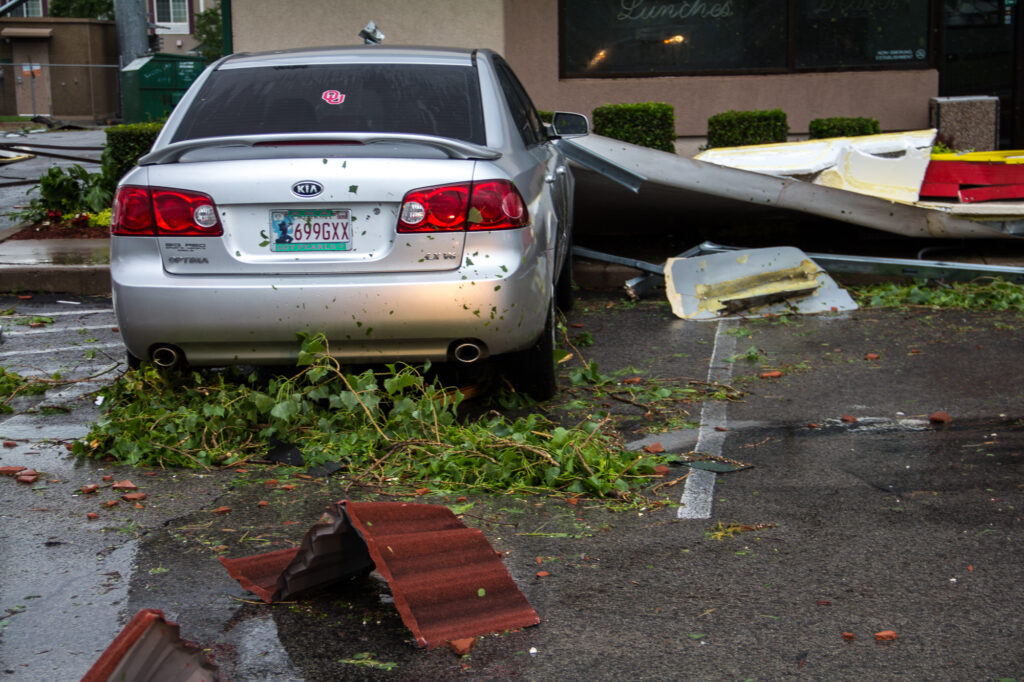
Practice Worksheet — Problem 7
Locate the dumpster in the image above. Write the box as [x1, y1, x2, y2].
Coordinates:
[120, 53, 206, 123]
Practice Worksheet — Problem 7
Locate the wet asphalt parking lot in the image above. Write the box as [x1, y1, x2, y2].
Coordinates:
[0, 289, 1022, 681]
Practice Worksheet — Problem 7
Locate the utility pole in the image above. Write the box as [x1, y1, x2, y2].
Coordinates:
[114, 0, 149, 69]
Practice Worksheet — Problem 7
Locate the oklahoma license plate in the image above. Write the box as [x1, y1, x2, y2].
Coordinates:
[269, 209, 351, 252]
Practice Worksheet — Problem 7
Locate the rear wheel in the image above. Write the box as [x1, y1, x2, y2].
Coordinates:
[505, 298, 557, 401]
[126, 351, 142, 370]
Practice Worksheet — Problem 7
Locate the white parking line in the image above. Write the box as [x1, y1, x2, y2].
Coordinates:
[7, 309, 114, 317]
[1, 324, 118, 337]
[677, 318, 738, 520]
[0, 341, 124, 358]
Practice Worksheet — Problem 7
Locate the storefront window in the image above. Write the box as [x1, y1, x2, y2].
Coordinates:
[794, 0, 930, 68]
[561, 0, 932, 76]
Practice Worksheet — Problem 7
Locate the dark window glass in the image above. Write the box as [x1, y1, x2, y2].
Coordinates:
[561, 0, 932, 76]
[493, 57, 546, 147]
[794, 0, 930, 68]
[563, 0, 788, 76]
[944, 0, 1004, 27]
[172, 64, 485, 145]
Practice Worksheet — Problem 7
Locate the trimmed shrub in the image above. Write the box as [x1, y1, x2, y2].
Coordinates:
[592, 102, 675, 153]
[706, 109, 789, 148]
[537, 110, 554, 123]
[102, 122, 164, 191]
[808, 116, 881, 139]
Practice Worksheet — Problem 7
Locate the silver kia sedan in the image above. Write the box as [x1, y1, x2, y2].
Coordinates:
[110, 46, 585, 399]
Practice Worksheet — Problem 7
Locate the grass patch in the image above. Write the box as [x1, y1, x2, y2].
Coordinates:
[851, 278, 1024, 312]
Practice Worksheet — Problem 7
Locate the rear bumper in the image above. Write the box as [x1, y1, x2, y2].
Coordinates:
[112, 235, 551, 365]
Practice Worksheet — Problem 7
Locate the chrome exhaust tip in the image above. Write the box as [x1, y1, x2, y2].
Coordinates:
[452, 341, 485, 364]
[151, 345, 183, 368]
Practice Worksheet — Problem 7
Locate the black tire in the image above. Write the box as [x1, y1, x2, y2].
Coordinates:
[555, 240, 574, 313]
[126, 350, 142, 370]
[507, 298, 557, 401]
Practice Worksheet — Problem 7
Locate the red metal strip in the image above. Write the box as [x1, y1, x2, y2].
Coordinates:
[919, 182, 960, 198]
[958, 184, 1024, 203]
[923, 160, 1024, 186]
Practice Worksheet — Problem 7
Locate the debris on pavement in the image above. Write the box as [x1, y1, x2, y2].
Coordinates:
[565, 132, 1024, 239]
[579, 241, 1024, 304]
[220, 500, 540, 648]
[81, 608, 218, 682]
[664, 247, 858, 320]
[923, 151, 1024, 203]
[695, 129, 935, 203]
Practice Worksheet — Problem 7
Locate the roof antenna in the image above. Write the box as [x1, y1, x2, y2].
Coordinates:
[359, 21, 385, 45]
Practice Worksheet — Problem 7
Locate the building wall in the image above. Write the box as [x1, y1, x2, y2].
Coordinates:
[0, 17, 118, 121]
[152, 0, 216, 57]
[504, 0, 938, 137]
[231, 0, 504, 54]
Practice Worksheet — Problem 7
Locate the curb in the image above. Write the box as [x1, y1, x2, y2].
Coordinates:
[0, 264, 111, 296]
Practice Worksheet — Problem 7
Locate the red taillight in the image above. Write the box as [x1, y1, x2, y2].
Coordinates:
[397, 180, 528, 233]
[467, 180, 527, 230]
[111, 186, 223, 237]
[110, 186, 155, 235]
[398, 183, 470, 232]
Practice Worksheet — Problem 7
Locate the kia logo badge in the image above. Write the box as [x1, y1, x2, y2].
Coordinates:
[292, 181, 323, 198]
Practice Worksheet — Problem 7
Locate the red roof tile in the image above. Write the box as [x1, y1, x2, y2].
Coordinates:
[81, 608, 218, 682]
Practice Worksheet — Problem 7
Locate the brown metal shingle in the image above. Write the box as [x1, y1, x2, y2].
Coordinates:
[81, 608, 218, 682]
[218, 500, 539, 648]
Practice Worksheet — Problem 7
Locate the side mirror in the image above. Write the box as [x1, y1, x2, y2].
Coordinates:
[550, 112, 589, 138]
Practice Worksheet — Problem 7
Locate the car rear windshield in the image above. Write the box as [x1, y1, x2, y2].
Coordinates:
[171, 63, 486, 145]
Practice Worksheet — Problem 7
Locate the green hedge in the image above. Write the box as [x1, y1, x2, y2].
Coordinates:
[592, 102, 675, 153]
[706, 109, 789, 148]
[102, 122, 164, 191]
[537, 110, 554, 123]
[808, 116, 881, 139]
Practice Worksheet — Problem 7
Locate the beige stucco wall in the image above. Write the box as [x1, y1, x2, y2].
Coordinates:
[503, 0, 938, 137]
[231, 0, 504, 54]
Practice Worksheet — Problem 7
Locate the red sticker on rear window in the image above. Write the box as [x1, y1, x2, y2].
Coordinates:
[321, 90, 345, 105]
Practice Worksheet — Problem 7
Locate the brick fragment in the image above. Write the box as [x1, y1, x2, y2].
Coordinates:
[929, 411, 952, 424]
[448, 637, 477, 656]
[16, 470, 39, 484]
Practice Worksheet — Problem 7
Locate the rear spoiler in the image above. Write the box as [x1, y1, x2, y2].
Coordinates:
[140, 132, 501, 165]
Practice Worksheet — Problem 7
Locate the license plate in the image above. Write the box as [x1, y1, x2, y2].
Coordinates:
[269, 209, 351, 252]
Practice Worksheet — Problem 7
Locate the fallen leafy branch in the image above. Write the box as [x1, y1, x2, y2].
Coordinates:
[75, 335, 664, 499]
